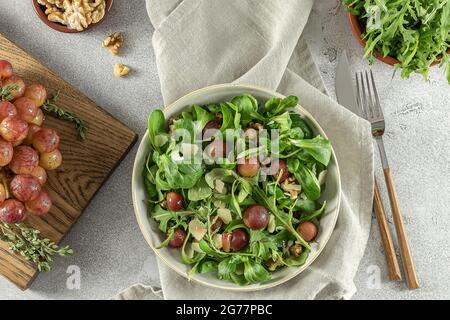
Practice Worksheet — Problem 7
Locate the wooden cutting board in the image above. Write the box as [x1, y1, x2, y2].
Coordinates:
[0, 33, 137, 289]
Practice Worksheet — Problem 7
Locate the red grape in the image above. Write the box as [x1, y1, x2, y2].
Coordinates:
[0, 101, 17, 121]
[39, 148, 62, 170]
[13, 97, 38, 123]
[243, 204, 269, 230]
[25, 191, 52, 216]
[24, 124, 41, 145]
[296, 221, 318, 242]
[0, 199, 26, 224]
[168, 228, 186, 248]
[32, 128, 60, 153]
[10, 174, 42, 202]
[271, 159, 289, 182]
[9, 145, 39, 174]
[230, 228, 249, 251]
[29, 166, 47, 186]
[203, 120, 221, 140]
[31, 109, 44, 126]
[24, 84, 47, 107]
[0, 60, 13, 79]
[2, 75, 25, 99]
[205, 139, 226, 159]
[166, 191, 184, 211]
[0, 115, 29, 142]
[0, 184, 5, 204]
[0, 137, 13, 166]
[237, 157, 260, 177]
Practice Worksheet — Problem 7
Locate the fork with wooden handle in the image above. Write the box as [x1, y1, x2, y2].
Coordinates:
[373, 178, 402, 281]
[357, 70, 420, 289]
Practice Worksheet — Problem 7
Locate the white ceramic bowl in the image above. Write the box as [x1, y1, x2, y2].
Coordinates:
[132, 84, 341, 291]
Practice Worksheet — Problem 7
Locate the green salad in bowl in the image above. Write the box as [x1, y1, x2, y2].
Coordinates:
[139, 88, 337, 287]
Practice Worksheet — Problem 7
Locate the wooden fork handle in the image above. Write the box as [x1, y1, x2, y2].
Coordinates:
[373, 178, 402, 281]
[383, 168, 420, 289]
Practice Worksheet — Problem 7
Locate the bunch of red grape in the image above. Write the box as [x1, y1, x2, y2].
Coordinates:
[0, 60, 62, 225]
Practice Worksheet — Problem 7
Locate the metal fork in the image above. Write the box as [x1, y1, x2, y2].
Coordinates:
[356, 70, 420, 289]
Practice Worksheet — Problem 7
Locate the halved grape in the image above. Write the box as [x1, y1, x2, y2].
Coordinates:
[24, 84, 47, 107]
[271, 158, 289, 182]
[39, 148, 62, 171]
[2, 75, 25, 99]
[0, 137, 13, 166]
[0, 60, 13, 79]
[24, 124, 41, 145]
[296, 221, 318, 242]
[0, 101, 17, 121]
[166, 191, 184, 211]
[0, 199, 26, 224]
[0, 115, 28, 142]
[237, 157, 260, 177]
[0, 184, 6, 204]
[10, 174, 42, 202]
[9, 145, 39, 174]
[230, 228, 249, 251]
[29, 166, 47, 186]
[168, 228, 186, 248]
[25, 190, 52, 216]
[31, 109, 44, 126]
[32, 128, 60, 153]
[205, 139, 226, 159]
[13, 97, 38, 123]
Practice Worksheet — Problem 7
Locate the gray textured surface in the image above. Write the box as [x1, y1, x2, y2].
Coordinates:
[0, 0, 448, 300]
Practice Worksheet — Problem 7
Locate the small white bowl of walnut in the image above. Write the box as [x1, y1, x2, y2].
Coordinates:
[32, 0, 113, 33]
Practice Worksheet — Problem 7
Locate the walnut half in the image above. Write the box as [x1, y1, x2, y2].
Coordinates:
[102, 32, 123, 55]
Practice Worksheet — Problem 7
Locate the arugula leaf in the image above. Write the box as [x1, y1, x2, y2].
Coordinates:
[218, 255, 242, 282]
[243, 257, 271, 283]
[188, 177, 212, 201]
[299, 201, 327, 222]
[192, 105, 214, 132]
[199, 260, 219, 274]
[220, 103, 234, 131]
[148, 110, 166, 150]
[284, 248, 310, 267]
[231, 94, 263, 126]
[293, 164, 321, 201]
[265, 96, 298, 116]
[152, 206, 178, 233]
[290, 136, 332, 166]
[205, 168, 237, 189]
[289, 112, 313, 139]
[157, 154, 203, 189]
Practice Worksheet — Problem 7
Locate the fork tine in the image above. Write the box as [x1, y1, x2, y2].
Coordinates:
[365, 70, 375, 118]
[355, 73, 366, 118]
[359, 72, 369, 119]
[370, 70, 384, 119]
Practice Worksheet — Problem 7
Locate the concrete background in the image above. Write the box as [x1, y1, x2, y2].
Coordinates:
[0, 0, 448, 299]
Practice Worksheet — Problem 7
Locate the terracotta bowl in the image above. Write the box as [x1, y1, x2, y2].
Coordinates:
[32, 0, 113, 33]
[348, 12, 448, 66]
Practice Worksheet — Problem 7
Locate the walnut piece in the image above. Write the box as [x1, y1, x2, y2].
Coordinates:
[289, 244, 303, 257]
[113, 63, 130, 77]
[102, 32, 123, 55]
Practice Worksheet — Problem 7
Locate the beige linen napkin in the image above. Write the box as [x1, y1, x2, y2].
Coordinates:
[116, 0, 374, 300]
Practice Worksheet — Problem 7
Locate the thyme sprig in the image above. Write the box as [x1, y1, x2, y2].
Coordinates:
[0, 84, 19, 101]
[0, 222, 73, 272]
[42, 92, 88, 140]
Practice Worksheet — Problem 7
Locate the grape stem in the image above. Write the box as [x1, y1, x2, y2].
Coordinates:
[0, 222, 73, 272]
[42, 92, 88, 140]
